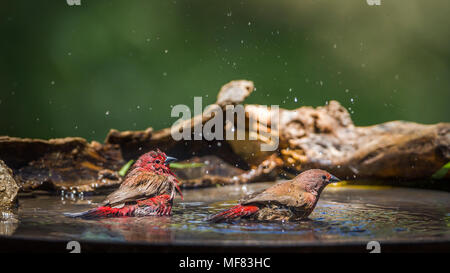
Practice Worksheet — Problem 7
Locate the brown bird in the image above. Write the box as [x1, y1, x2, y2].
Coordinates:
[64, 149, 182, 218]
[208, 169, 340, 222]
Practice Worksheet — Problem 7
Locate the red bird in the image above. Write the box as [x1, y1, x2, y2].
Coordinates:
[65, 150, 182, 218]
[208, 169, 340, 222]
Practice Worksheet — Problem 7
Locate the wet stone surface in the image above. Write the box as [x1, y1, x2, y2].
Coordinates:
[2, 182, 450, 246]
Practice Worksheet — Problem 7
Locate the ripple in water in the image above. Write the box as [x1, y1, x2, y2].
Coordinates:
[4, 183, 450, 246]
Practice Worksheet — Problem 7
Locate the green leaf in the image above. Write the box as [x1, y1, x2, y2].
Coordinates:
[119, 160, 135, 177]
[169, 162, 205, 169]
[431, 161, 450, 179]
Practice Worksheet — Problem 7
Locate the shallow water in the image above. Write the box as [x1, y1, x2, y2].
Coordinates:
[2, 182, 450, 247]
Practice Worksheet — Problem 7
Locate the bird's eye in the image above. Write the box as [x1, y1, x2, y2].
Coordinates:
[322, 175, 327, 180]
[155, 160, 161, 164]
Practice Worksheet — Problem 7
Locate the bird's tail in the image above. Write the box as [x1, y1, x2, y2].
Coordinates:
[208, 204, 259, 222]
[63, 206, 135, 219]
[64, 194, 173, 219]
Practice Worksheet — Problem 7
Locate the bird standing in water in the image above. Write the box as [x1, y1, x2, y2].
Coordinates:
[208, 169, 340, 222]
[65, 150, 181, 218]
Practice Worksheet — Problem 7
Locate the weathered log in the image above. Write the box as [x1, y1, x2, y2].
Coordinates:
[0, 80, 448, 193]
[242, 103, 450, 180]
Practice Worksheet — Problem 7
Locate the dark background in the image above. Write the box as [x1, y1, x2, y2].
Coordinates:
[1, 0, 448, 142]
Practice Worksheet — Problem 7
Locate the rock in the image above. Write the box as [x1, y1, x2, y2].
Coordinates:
[0, 160, 19, 210]
[0, 137, 124, 193]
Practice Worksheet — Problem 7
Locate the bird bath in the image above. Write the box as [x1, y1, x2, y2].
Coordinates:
[1, 182, 449, 252]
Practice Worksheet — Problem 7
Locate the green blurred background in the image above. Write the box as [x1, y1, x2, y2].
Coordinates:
[1, 0, 449, 142]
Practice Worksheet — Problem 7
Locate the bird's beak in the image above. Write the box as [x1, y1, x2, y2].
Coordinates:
[165, 156, 177, 165]
[328, 175, 341, 183]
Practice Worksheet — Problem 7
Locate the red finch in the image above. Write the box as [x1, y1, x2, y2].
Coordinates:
[208, 169, 340, 222]
[65, 150, 182, 218]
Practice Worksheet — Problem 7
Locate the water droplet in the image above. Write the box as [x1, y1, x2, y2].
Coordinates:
[294, 97, 298, 102]
[105, 111, 110, 116]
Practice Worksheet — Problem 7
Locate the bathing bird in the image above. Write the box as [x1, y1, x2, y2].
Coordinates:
[208, 169, 340, 222]
[64, 149, 181, 218]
